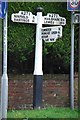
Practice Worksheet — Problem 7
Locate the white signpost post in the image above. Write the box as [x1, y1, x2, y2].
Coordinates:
[11, 7, 66, 109]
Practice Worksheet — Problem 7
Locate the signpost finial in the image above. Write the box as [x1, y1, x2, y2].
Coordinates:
[36, 7, 44, 12]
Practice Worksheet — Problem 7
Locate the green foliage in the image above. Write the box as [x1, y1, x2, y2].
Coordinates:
[8, 107, 78, 118]
[7, 2, 78, 73]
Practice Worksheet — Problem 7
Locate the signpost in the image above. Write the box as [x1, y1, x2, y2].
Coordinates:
[11, 7, 66, 109]
[0, 0, 8, 119]
[11, 11, 37, 24]
[67, 0, 80, 110]
[42, 13, 66, 26]
[41, 26, 62, 42]
[33, 7, 43, 109]
[71, 11, 75, 110]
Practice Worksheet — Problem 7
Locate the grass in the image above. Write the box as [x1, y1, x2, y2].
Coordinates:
[7, 107, 79, 119]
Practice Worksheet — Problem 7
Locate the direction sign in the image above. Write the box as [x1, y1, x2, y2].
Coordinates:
[11, 11, 66, 26]
[41, 26, 62, 42]
[73, 13, 80, 23]
[0, 0, 8, 19]
[67, 0, 80, 11]
[42, 13, 66, 26]
[11, 11, 37, 24]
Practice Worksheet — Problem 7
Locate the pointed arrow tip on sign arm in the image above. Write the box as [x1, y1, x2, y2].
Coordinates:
[11, 14, 14, 22]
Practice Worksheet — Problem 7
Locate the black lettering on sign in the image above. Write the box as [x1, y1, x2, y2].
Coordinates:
[45, 21, 47, 23]
[51, 18, 54, 20]
[59, 22, 63, 25]
[52, 21, 54, 24]
[58, 31, 60, 34]
[58, 34, 60, 37]
[42, 28, 51, 31]
[42, 32, 47, 35]
[56, 18, 60, 21]
[42, 35, 48, 39]
[62, 18, 64, 21]
[26, 16, 28, 19]
[14, 15, 16, 18]
[47, 21, 51, 23]
[49, 14, 59, 18]
[15, 19, 19, 21]
[47, 32, 50, 34]
[49, 14, 52, 17]
[20, 11, 24, 15]
[61, 18, 63, 21]
[44, 18, 47, 20]
[58, 27, 61, 30]
[14, 18, 15, 20]
[14, 15, 20, 18]
[47, 28, 51, 31]
[51, 31, 57, 34]
[33, 16, 35, 19]
[20, 15, 25, 18]
[42, 32, 50, 35]
[26, 19, 29, 22]
[50, 38, 54, 41]
[32, 20, 34, 22]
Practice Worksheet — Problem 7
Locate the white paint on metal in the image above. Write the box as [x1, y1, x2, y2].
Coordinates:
[11, 11, 37, 24]
[42, 13, 66, 25]
[41, 26, 62, 42]
[33, 12, 43, 75]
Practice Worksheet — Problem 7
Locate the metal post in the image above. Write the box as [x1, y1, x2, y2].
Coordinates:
[70, 11, 74, 110]
[0, 17, 2, 120]
[78, 24, 80, 109]
[0, 19, 2, 77]
[33, 7, 43, 109]
[1, 12, 8, 119]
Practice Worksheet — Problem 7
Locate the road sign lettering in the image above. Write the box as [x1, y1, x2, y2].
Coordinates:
[19, 11, 32, 16]
[11, 11, 37, 24]
[43, 13, 66, 25]
[47, 13, 59, 18]
[42, 35, 48, 39]
[41, 26, 62, 42]
[11, 11, 66, 26]
[50, 38, 55, 41]
[42, 31, 50, 35]
[51, 31, 57, 34]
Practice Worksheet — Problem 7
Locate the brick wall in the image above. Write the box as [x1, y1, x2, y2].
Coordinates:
[5, 74, 78, 109]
